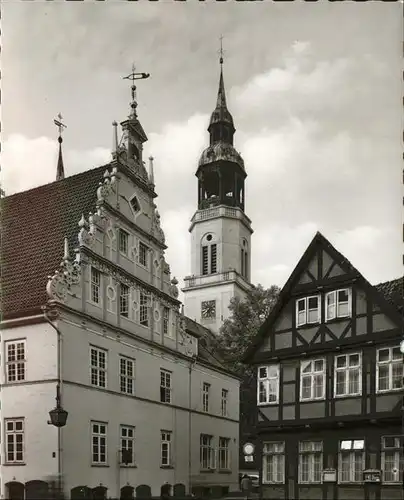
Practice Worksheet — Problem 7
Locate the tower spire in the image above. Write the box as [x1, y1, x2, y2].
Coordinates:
[54, 113, 66, 181]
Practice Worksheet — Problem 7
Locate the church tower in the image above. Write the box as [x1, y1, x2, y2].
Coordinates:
[182, 55, 253, 333]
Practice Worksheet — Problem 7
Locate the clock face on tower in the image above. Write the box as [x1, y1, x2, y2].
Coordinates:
[201, 300, 216, 320]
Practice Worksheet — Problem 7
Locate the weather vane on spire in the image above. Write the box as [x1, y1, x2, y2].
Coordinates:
[123, 63, 150, 118]
[218, 35, 225, 65]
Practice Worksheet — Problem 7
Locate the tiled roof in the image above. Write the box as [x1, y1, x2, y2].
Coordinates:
[184, 316, 229, 371]
[375, 277, 404, 313]
[1, 166, 107, 319]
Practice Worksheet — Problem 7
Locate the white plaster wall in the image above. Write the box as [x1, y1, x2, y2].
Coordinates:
[183, 282, 247, 334]
[58, 313, 239, 496]
[1, 322, 59, 489]
[189, 215, 251, 277]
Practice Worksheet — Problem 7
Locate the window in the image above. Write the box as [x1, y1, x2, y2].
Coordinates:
[160, 369, 172, 403]
[119, 284, 129, 317]
[376, 347, 403, 393]
[296, 296, 320, 326]
[338, 439, 365, 483]
[201, 243, 217, 275]
[300, 359, 325, 401]
[298, 441, 323, 484]
[202, 382, 210, 412]
[91, 421, 107, 465]
[257, 365, 279, 405]
[5, 418, 24, 463]
[120, 357, 135, 395]
[118, 229, 129, 255]
[139, 293, 149, 327]
[138, 242, 149, 268]
[334, 353, 361, 397]
[90, 267, 101, 304]
[262, 442, 285, 484]
[241, 240, 248, 280]
[381, 436, 402, 483]
[218, 437, 230, 470]
[210, 244, 217, 273]
[120, 425, 135, 466]
[326, 288, 351, 321]
[163, 307, 170, 336]
[90, 347, 107, 388]
[221, 389, 228, 417]
[200, 434, 215, 470]
[5, 340, 26, 383]
[130, 196, 141, 214]
[161, 431, 172, 466]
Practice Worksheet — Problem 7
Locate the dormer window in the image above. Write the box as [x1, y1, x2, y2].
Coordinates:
[296, 296, 320, 327]
[325, 288, 351, 321]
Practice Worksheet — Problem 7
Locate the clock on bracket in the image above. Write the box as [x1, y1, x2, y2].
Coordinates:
[201, 300, 216, 320]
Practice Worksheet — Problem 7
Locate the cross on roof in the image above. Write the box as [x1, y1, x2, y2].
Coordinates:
[53, 113, 67, 137]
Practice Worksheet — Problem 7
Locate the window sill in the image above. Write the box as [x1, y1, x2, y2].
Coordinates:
[325, 315, 351, 324]
[160, 465, 174, 469]
[218, 469, 232, 474]
[200, 469, 215, 474]
[120, 464, 137, 469]
[262, 482, 284, 485]
[3, 462, 26, 466]
[376, 388, 403, 395]
[300, 398, 325, 403]
[257, 401, 278, 407]
[91, 464, 110, 468]
[338, 482, 363, 486]
[334, 393, 362, 399]
[298, 482, 322, 486]
[296, 321, 321, 329]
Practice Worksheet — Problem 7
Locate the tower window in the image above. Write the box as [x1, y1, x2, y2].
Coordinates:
[210, 245, 217, 274]
[202, 243, 217, 275]
[241, 240, 248, 280]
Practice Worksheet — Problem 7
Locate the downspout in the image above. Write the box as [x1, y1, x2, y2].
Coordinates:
[43, 307, 63, 497]
[188, 355, 197, 495]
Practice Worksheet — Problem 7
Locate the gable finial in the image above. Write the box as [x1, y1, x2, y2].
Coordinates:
[54, 113, 67, 181]
[123, 63, 150, 119]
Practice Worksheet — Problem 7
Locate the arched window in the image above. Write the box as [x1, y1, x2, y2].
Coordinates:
[241, 239, 248, 280]
[201, 234, 217, 275]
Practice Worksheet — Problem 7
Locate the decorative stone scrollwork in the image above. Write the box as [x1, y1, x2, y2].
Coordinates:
[154, 306, 161, 323]
[97, 167, 118, 201]
[177, 314, 194, 356]
[151, 207, 166, 244]
[170, 277, 179, 299]
[78, 213, 96, 248]
[46, 238, 81, 303]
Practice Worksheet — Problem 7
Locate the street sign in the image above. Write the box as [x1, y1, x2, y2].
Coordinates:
[245, 455, 253, 462]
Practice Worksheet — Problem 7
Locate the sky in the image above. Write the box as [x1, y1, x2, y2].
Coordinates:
[2, 2, 402, 298]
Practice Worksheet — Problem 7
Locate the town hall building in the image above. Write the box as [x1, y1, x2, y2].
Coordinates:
[0, 65, 240, 500]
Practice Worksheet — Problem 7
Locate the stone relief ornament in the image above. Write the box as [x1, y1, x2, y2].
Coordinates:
[97, 167, 118, 202]
[46, 238, 81, 303]
[177, 314, 194, 357]
[78, 214, 96, 248]
[169, 277, 179, 299]
[151, 206, 166, 244]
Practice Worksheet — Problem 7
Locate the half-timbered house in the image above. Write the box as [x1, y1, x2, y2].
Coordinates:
[243, 231, 404, 500]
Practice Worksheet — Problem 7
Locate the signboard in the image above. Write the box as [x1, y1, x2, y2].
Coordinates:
[322, 469, 337, 483]
[363, 469, 381, 483]
[243, 443, 255, 456]
[245, 456, 254, 462]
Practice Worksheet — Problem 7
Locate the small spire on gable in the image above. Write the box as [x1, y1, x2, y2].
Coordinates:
[54, 113, 67, 181]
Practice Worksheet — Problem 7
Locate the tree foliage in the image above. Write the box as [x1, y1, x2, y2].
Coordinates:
[216, 283, 281, 375]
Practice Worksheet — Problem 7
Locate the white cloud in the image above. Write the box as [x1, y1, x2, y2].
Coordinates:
[2, 134, 110, 196]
